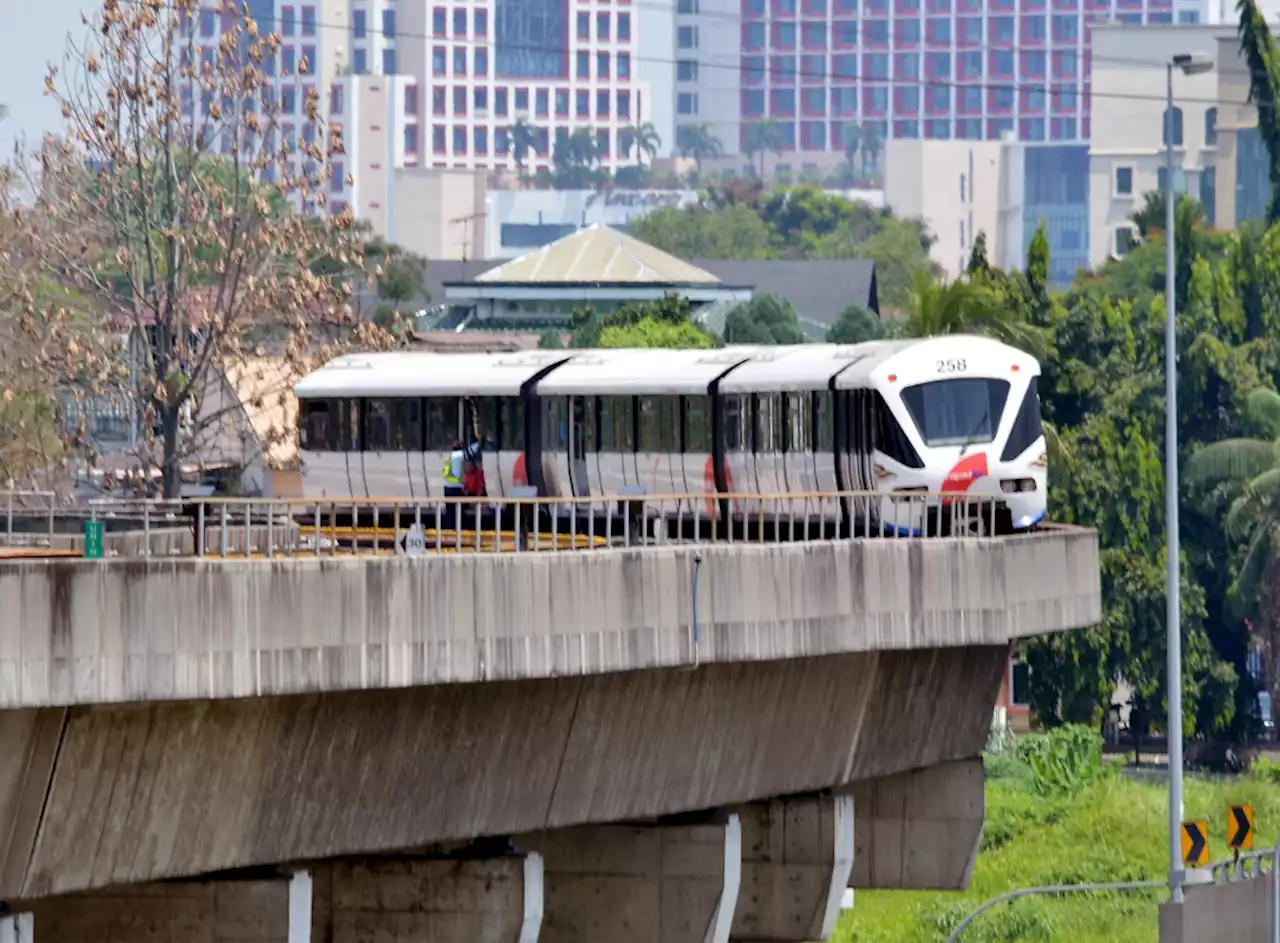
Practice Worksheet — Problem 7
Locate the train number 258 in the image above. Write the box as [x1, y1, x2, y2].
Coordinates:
[936, 358, 967, 374]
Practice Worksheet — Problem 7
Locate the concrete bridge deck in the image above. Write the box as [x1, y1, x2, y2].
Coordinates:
[0, 520, 1103, 942]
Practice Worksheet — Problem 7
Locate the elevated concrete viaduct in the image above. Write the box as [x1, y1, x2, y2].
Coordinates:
[0, 528, 1102, 941]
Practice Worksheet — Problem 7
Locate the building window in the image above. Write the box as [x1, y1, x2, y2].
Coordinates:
[404, 125, 419, 154]
[476, 48, 488, 75]
[281, 85, 297, 114]
[496, 88, 508, 116]
[433, 8, 447, 35]
[477, 87, 490, 112]
[454, 48, 467, 75]
[577, 50, 590, 78]
[382, 49, 396, 74]
[496, 0, 569, 79]
[300, 5, 315, 37]
[597, 11, 610, 38]
[353, 9, 366, 38]
[354, 48, 368, 74]
[536, 88, 549, 117]
[597, 89, 611, 117]
[576, 90, 589, 117]
[1205, 107, 1218, 147]
[475, 127, 488, 153]
[577, 11, 590, 38]
[495, 126, 509, 153]
[432, 47, 446, 73]
[1178, 9, 1199, 22]
[678, 59, 698, 81]
[405, 85, 419, 116]
[382, 10, 396, 37]
[1114, 227, 1135, 256]
[453, 87, 466, 115]
[1164, 105, 1184, 147]
[618, 91, 630, 118]
[677, 92, 698, 115]
[554, 88, 568, 117]
[281, 6, 295, 36]
[677, 25, 699, 48]
[329, 83, 343, 114]
[618, 52, 631, 78]
[433, 125, 446, 153]
[618, 13, 631, 40]
[330, 161, 344, 193]
[432, 86, 446, 113]
[453, 126, 467, 153]
[679, 0, 700, 11]
[1115, 166, 1133, 196]
[454, 8, 467, 35]
[1010, 659, 1030, 707]
[475, 10, 488, 34]
[597, 51, 610, 78]
[1025, 14, 1045, 40]
[515, 88, 528, 111]
[282, 46, 297, 74]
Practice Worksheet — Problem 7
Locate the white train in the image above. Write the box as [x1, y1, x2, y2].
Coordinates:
[294, 335, 1048, 535]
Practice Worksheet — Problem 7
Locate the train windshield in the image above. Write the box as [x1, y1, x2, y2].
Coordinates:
[900, 378, 1011, 448]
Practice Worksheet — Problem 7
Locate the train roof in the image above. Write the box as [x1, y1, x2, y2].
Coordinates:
[832, 335, 1040, 388]
[294, 351, 571, 398]
[535, 348, 754, 396]
[717, 344, 868, 393]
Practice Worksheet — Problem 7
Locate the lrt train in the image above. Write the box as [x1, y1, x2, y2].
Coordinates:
[293, 335, 1048, 535]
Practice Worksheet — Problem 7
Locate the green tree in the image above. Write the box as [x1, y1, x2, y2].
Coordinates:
[723, 294, 806, 344]
[899, 271, 1047, 356]
[1238, 0, 1280, 223]
[507, 119, 538, 172]
[860, 123, 883, 175]
[600, 317, 716, 349]
[842, 121, 862, 177]
[825, 304, 885, 344]
[675, 123, 723, 174]
[552, 128, 605, 189]
[620, 122, 662, 165]
[537, 329, 564, 349]
[627, 202, 773, 259]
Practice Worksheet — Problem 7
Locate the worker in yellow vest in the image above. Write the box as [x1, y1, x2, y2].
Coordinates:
[443, 437, 480, 497]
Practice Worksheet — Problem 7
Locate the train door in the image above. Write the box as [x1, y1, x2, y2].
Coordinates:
[596, 396, 633, 495]
[568, 395, 591, 497]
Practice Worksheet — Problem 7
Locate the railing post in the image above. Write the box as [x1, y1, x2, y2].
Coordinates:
[196, 502, 205, 557]
[143, 501, 151, 559]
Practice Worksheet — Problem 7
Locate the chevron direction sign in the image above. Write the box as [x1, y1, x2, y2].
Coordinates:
[1228, 804, 1254, 851]
[1181, 820, 1209, 867]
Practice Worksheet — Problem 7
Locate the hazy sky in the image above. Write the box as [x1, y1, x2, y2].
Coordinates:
[0, 0, 92, 149]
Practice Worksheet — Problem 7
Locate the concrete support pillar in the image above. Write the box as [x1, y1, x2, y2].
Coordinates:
[731, 795, 854, 942]
[522, 814, 742, 943]
[311, 854, 543, 943]
[849, 758, 985, 890]
[0, 914, 33, 943]
[286, 871, 310, 943]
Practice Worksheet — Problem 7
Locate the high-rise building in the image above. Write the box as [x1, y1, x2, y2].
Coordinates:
[676, 0, 1217, 165]
[397, 0, 651, 174]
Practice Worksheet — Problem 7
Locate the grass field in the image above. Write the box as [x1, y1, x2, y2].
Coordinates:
[835, 744, 1280, 943]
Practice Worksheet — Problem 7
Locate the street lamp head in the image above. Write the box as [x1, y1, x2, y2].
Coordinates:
[1172, 52, 1214, 75]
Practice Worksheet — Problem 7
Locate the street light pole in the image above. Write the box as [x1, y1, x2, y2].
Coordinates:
[1163, 58, 1184, 905]
[1162, 50, 1214, 905]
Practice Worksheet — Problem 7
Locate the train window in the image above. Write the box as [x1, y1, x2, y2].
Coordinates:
[638, 396, 678, 451]
[872, 392, 925, 468]
[365, 399, 392, 451]
[543, 397, 569, 450]
[390, 399, 422, 450]
[300, 400, 331, 451]
[598, 396, 634, 452]
[1000, 377, 1043, 461]
[786, 393, 810, 453]
[756, 394, 782, 452]
[473, 397, 500, 450]
[424, 397, 458, 450]
[901, 378, 1010, 449]
[814, 392, 834, 452]
[503, 397, 526, 451]
[570, 396, 595, 455]
[685, 396, 712, 452]
[722, 395, 747, 451]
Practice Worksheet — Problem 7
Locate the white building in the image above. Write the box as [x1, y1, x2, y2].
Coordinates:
[883, 138, 1025, 280]
[326, 74, 419, 227]
[1087, 23, 1227, 267]
[396, 0, 651, 175]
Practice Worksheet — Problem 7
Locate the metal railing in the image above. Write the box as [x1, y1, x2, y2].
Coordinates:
[60, 490, 1018, 560]
[0, 491, 58, 550]
[1205, 834, 1280, 943]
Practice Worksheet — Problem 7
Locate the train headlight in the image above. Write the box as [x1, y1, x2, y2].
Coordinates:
[1000, 478, 1038, 493]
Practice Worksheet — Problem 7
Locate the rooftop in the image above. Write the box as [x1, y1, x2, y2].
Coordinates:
[472, 224, 722, 285]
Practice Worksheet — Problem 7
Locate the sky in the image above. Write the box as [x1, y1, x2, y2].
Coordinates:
[0, 0, 90, 149]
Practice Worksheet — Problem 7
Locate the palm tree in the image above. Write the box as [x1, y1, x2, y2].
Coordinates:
[620, 122, 661, 164]
[842, 120, 862, 177]
[860, 123, 883, 175]
[1187, 387, 1280, 700]
[675, 122, 723, 174]
[507, 118, 537, 172]
[899, 270, 1048, 358]
[743, 118, 784, 178]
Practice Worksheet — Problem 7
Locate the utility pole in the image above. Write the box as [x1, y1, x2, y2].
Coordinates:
[449, 212, 488, 271]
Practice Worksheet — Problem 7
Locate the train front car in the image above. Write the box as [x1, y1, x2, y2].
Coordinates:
[838, 336, 1047, 536]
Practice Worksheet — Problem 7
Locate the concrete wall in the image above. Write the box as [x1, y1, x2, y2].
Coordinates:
[1158, 876, 1275, 942]
[1, 648, 1006, 898]
[0, 528, 1101, 709]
